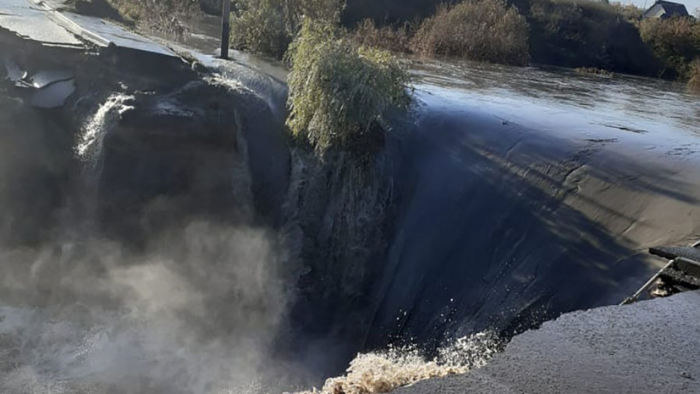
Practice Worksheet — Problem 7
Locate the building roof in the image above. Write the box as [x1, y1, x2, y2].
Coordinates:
[643, 1, 690, 19]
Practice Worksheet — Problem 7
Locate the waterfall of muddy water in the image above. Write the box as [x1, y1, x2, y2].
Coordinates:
[294, 332, 501, 394]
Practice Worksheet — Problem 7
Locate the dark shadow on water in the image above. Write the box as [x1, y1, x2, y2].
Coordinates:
[361, 92, 700, 355]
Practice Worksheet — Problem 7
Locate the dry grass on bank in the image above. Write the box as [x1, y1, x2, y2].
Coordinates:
[66, 0, 198, 21]
[689, 60, 700, 92]
[639, 17, 700, 79]
[64, 0, 196, 37]
[409, 0, 530, 66]
[350, 19, 415, 54]
[230, 0, 344, 59]
[229, 0, 291, 59]
[575, 67, 614, 77]
[611, 3, 645, 21]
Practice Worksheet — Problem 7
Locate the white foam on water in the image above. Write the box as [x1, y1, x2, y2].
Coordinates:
[294, 332, 501, 394]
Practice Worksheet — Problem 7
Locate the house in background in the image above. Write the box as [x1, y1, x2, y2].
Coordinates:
[642, 0, 690, 19]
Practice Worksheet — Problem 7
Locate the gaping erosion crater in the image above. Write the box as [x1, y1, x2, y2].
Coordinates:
[1, 12, 700, 394]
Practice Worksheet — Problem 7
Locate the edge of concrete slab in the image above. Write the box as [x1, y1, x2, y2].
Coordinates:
[396, 291, 700, 394]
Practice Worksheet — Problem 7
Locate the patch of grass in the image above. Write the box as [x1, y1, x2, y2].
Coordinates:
[230, 0, 344, 59]
[64, 0, 195, 36]
[63, 0, 126, 23]
[286, 21, 411, 156]
[110, 0, 198, 20]
[575, 67, 614, 77]
[409, 0, 530, 66]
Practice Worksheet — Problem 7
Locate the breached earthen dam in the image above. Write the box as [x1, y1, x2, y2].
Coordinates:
[1, 2, 700, 393]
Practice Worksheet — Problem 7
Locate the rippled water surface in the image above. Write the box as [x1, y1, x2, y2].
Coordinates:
[409, 59, 700, 144]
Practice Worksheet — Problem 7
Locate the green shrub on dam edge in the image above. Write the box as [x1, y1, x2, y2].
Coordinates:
[285, 21, 411, 156]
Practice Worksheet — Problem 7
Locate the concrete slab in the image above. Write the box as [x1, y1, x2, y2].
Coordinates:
[30, 78, 75, 108]
[0, 0, 82, 47]
[1, 0, 176, 58]
[29, 69, 73, 88]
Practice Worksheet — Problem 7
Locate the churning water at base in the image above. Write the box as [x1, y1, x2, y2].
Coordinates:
[0, 299, 499, 394]
[294, 332, 500, 394]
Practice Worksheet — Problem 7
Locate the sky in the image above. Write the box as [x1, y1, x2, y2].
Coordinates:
[622, 0, 700, 14]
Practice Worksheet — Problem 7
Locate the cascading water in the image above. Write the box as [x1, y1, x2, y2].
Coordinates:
[71, 94, 136, 230]
[76, 94, 135, 166]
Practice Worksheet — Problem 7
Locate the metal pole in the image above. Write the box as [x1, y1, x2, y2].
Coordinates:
[221, 0, 231, 59]
[621, 259, 676, 305]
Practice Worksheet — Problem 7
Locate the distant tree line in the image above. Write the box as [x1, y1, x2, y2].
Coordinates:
[68, 0, 700, 85]
[225, 0, 700, 83]
[342, 0, 700, 82]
